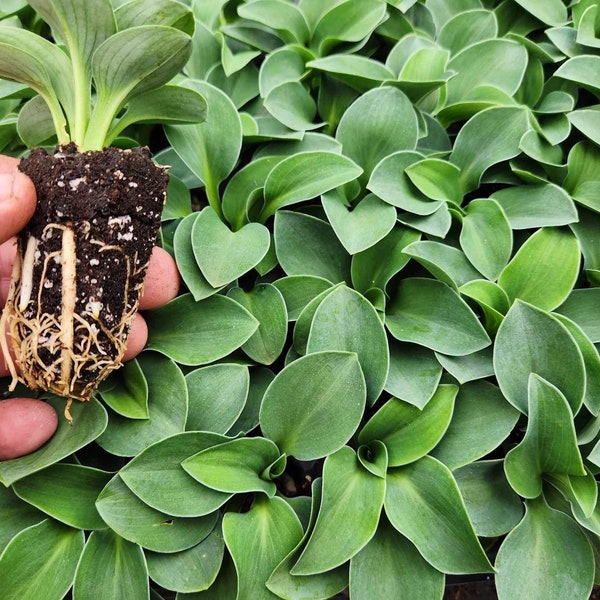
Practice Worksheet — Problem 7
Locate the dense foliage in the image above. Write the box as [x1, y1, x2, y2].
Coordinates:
[1, 0, 600, 598]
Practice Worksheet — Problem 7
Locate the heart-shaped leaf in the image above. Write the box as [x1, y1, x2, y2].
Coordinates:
[322, 191, 397, 254]
[192, 206, 270, 287]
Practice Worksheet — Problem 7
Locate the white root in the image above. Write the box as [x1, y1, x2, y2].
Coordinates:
[59, 227, 76, 392]
[18, 236, 38, 312]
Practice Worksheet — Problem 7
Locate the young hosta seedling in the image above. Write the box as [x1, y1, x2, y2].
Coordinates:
[0, 0, 206, 418]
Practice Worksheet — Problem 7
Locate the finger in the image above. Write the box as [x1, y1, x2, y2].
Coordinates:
[139, 246, 179, 310]
[0, 237, 17, 306]
[0, 398, 58, 461]
[123, 313, 148, 362]
[0, 169, 36, 246]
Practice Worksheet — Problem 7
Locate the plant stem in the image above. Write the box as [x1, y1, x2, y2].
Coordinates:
[70, 56, 91, 147]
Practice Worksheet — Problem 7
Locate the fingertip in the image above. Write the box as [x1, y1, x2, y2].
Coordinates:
[123, 313, 148, 362]
[0, 398, 58, 461]
[0, 171, 36, 245]
[139, 247, 179, 310]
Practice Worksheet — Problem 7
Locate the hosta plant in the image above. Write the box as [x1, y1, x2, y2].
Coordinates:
[3, 0, 600, 599]
[0, 0, 206, 414]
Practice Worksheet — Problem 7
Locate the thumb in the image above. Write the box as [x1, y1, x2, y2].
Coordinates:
[0, 170, 36, 245]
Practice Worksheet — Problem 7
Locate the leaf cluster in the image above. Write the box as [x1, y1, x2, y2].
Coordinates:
[3, 0, 600, 599]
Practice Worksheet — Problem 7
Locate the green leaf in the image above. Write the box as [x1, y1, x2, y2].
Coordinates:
[227, 284, 288, 365]
[402, 240, 483, 289]
[274, 210, 351, 283]
[435, 347, 495, 383]
[494, 300, 585, 414]
[106, 85, 207, 144]
[86, 26, 192, 149]
[350, 515, 444, 600]
[224, 496, 303, 598]
[499, 227, 580, 311]
[504, 375, 585, 499]
[0, 486, 45, 552]
[336, 87, 419, 184]
[238, 0, 309, 45]
[259, 151, 362, 220]
[556, 288, 600, 343]
[495, 498, 594, 600]
[306, 285, 389, 406]
[96, 475, 216, 553]
[459, 279, 508, 333]
[99, 358, 148, 419]
[437, 9, 497, 55]
[307, 54, 395, 92]
[404, 158, 462, 204]
[173, 213, 220, 301]
[192, 206, 271, 288]
[115, 0, 194, 33]
[97, 353, 187, 457]
[222, 156, 282, 230]
[119, 432, 232, 518]
[368, 150, 441, 215]
[386, 277, 491, 356]
[17, 95, 56, 147]
[454, 460, 524, 538]
[0, 26, 72, 142]
[310, 0, 387, 56]
[260, 351, 366, 460]
[385, 341, 442, 409]
[555, 55, 600, 96]
[513, 0, 567, 25]
[322, 191, 397, 255]
[0, 519, 84, 600]
[165, 80, 242, 217]
[431, 380, 519, 470]
[73, 530, 148, 600]
[292, 446, 385, 575]
[359, 385, 457, 467]
[264, 81, 322, 131]
[146, 294, 259, 365]
[145, 522, 224, 593]
[444, 39, 528, 107]
[0, 397, 107, 486]
[273, 275, 333, 321]
[12, 464, 110, 530]
[182, 437, 281, 497]
[185, 364, 249, 433]
[460, 199, 512, 280]
[351, 225, 420, 294]
[385, 456, 493, 574]
[491, 183, 578, 229]
[450, 106, 529, 192]
[553, 314, 600, 416]
[568, 106, 600, 145]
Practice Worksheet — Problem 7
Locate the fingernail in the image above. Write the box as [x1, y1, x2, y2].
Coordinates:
[0, 172, 15, 203]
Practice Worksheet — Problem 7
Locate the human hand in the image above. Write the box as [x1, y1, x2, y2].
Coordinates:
[0, 155, 179, 460]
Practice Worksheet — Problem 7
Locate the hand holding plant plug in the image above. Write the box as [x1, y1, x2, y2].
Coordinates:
[0, 0, 205, 424]
[0, 154, 180, 460]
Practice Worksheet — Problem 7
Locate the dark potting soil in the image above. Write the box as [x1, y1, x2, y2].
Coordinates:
[11, 143, 168, 399]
